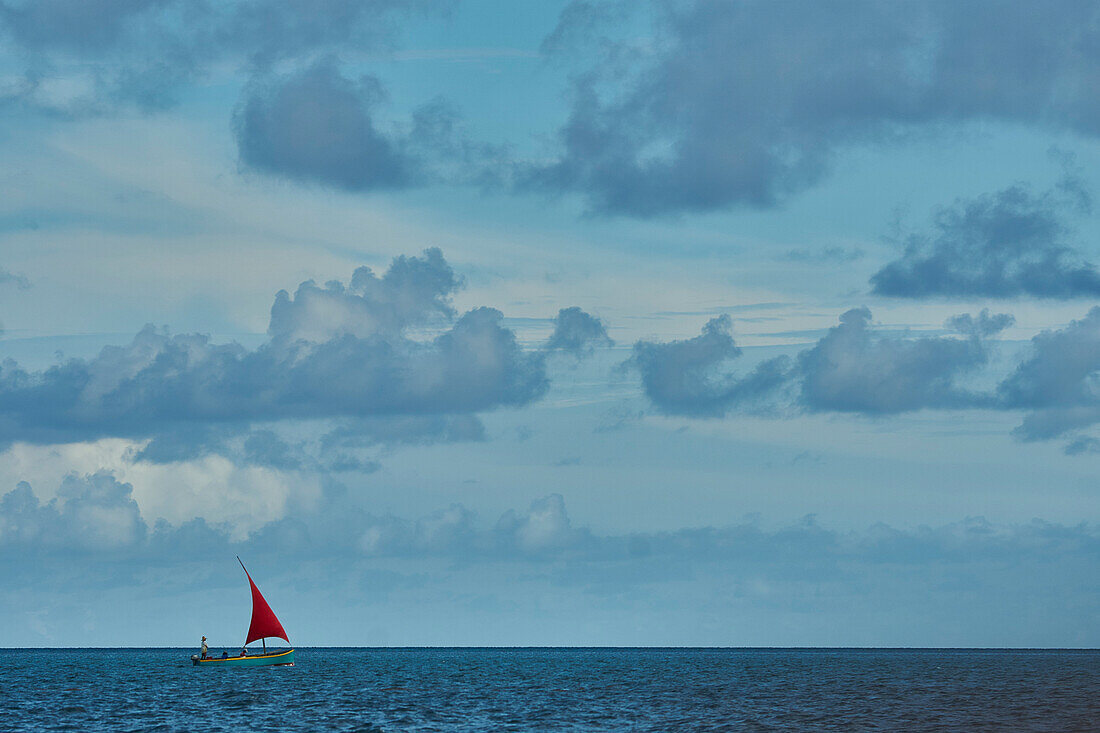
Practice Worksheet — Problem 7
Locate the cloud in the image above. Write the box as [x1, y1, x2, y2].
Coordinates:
[0, 472, 144, 550]
[0, 0, 166, 53]
[494, 494, 592, 556]
[998, 307, 1100, 441]
[5, 480, 1099, 580]
[871, 178, 1100, 298]
[0, 267, 31, 289]
[629, 315, 791, 417]
[0, 249, 550, 451]
[545, 306, 613, 356]
[0, 1, 437, 114]
[629, 308, 1013, 418]
[241, 430, 304, 471]
[356, 503, 477, 556]
[235, 62, 413, 191]
[233, 61, 509, 192]
[798, 308, 1011, 414]
[531, 0, 1100, 215]
[269, 246, 460, 343]
[131, 426, 231, 464]
[1063, 436, 1100, 456]
[214, 0, 440, 66]
[625, 304, 1100, 452]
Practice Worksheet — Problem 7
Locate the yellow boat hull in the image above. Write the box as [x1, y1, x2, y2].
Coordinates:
[192, 649, 295, 667]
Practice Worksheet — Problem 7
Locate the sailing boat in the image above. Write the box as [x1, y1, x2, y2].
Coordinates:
[191, 557, 296, 667]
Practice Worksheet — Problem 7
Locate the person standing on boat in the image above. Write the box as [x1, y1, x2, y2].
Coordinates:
[200, 636, 208, 659]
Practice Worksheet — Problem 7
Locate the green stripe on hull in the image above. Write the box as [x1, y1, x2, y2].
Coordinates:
[194, 649, 295, 667]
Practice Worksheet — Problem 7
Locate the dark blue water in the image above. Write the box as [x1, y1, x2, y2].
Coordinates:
[1, 648, 1098, 731]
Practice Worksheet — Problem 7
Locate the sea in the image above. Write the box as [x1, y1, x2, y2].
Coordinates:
[1, 648, 1098, 731]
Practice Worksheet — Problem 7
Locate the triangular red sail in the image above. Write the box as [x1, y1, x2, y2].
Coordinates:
[239, 558, 290, 645]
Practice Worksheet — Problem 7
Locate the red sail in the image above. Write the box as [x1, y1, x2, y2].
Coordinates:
[239, 558, 290, 644]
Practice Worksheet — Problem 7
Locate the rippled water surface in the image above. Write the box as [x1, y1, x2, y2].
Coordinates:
[2, 648, 1098, 731]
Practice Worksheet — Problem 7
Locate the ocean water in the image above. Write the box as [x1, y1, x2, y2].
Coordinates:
[1, 648, 1098, 731]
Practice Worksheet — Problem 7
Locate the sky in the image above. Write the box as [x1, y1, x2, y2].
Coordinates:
[2, 0, 1100, 648]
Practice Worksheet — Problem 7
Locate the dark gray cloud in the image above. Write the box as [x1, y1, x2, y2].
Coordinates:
[629, 315, 791, 417]
[0, 249, 550, 450]
[799, 308, 1011, 414]
[546, 306, 613, 357]
[871, 179, 1100, 298]
[532, 0, 1100, 215]
[235, 62, 412, 191]
[234, 63, 507, 191]
[998, 307, 1100, 441]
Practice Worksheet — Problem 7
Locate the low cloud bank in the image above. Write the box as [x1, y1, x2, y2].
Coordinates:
[4, 479, 1097, 573]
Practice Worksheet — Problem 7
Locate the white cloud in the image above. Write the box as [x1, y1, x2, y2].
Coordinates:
[0, 439, 321, 540]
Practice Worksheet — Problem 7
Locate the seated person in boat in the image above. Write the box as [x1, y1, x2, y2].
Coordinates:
[200, 636, 208, 659]
[221, 651, 229, 659]
[240, 647, 248, 657]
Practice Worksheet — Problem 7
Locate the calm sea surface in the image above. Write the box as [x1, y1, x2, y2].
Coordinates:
[1, 648, 1098, 731]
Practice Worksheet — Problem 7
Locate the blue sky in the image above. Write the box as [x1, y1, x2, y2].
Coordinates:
[2, 0, 1100, 647]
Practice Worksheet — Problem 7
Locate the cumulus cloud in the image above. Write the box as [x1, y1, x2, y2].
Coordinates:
[998, 307, 1100, 442]
[871, 179, 1100, 298]
[269, 247, 460, 343]
[798, 308, 1010, 414]
[629, 308, 1013, 418]
[0, 439, 321, 539]
[629, 315, 791, 417]
[545, 306, 613, 357]
[494, 494, 592, 556]
[0, 472, 144, 550]
[0, 249, 550, 452]
[531, 0, 1100, 215]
